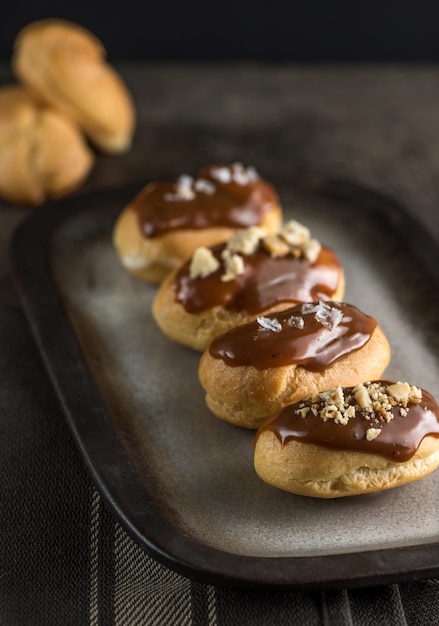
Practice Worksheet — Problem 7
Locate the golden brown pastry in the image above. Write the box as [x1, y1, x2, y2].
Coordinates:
[254, 381, 439, 498]
[199, 301, 390, 429]
[0, 85, 94, 205]
[152, 220, 345, 351]
[112, 163, 282, 284]
[12, 19, 135, 154]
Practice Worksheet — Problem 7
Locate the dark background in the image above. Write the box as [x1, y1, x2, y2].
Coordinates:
[1, 1, 439, 61]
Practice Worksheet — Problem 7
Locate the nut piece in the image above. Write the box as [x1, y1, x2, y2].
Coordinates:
[221, 249, 245, 282]
[302, 238, 322, 263]
[320, 405, 343, 422]
[190, 218, 323, 284]
[409, 386, 423, 404]
[227, 226, 265, 255]
[280, 220, 311, 247]
[262, 234, 291, 257]
[387, 382, 411, 403]
[366, 427, 382, 441]
[189, 247, 220, 278]
[321, 386, 345, 410]
[354, 384, 372, 409]
[387, 382, 422, 406]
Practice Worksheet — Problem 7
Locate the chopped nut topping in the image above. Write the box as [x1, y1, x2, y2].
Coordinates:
[366, 428, 382, 441]
[262, 234, 290, 258]
[278, 220, 322, 263]
[387, 382, 422, 407]
[221, 249, 245, 282]
[188, 218, 322, 283]
[227, 226, 266, 255]
[302, 238, 322, 263]
[294, 381, 424, 442]
[354, 384, 372, 409]
[280, 221, 311, 247]
[320, 405, 343, 422]
[189, 247, 220, 278]
[387, 382, 411, 403]
[296, 407, 310, 417]
[345, 405, 356, 418]
[409, 386, 423, 403]
[321, 386, 345, 410]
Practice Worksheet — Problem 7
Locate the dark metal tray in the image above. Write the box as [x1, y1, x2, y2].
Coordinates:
[11, 181, 439, 590]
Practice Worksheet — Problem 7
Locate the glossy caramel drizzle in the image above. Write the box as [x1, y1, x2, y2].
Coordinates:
[208, 302, 376, 371]
[257, 383, 439, 462]
[174, 244, 342, 315]
[132, 165, 279, 237]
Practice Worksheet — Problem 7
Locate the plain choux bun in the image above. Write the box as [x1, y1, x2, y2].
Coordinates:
[0, 85, 94, 205]
[254, 381, 439, 498]
[12, 19, 135, 154]
[152, 221, 345, 351]
[199, 302, 391, 429]
[113, 164, 283, 284]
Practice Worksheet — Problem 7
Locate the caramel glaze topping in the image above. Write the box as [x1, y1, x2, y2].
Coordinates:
[174, 244, 342, 315]
[132, 164, 279, 238]
[208, 302, 376, 371]
[256, 382, 439, 462]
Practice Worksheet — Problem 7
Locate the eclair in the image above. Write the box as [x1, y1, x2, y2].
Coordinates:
[112, 163, 282, 283]
[152, 220, 345, 351]
[254, 381, 439, 498]
[199, 301, 390, 428]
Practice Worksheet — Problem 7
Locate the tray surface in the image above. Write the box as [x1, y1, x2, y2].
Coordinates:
[12, 181, 439, 589]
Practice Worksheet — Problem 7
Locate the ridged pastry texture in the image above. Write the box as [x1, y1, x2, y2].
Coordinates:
[12, 19, 136, 154]
[0, 85, 94, 205]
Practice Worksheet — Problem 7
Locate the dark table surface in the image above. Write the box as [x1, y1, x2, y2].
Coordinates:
[2, 61, 439, 625]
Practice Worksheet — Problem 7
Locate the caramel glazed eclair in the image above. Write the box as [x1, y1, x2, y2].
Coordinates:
[254, 381, 439, 498]
[113, 163, 283, 284]
[152, 220, 345, 351]
[199, 301, 391, 429]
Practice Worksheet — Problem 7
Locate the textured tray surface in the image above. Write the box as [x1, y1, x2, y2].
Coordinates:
[12, 183, 439, 587]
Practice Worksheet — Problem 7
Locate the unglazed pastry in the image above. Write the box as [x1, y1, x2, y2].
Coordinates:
[152, 220, 345, 351]
[12, 19, 135, 153]
[0, 85, 94, 205]
[254, 381, 439, 498]
[113, 163, 282, 283]
[199, 301, 390, 428]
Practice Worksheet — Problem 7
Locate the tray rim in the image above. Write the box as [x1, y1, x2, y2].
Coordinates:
[10, 180, 439, 590]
